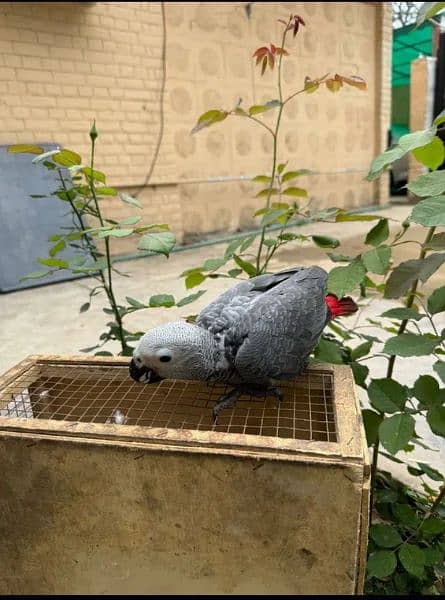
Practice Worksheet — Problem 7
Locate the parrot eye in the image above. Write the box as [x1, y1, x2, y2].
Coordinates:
[159, 355, 171, 363]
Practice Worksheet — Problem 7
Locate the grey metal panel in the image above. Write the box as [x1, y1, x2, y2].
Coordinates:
[0, 144, 86, 292]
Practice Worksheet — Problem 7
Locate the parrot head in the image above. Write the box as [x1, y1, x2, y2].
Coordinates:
[129, 320, 217, 384]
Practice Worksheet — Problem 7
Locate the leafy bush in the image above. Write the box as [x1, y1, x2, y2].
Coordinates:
[8, 124, 200, 356]
[183, 8, 445, 594]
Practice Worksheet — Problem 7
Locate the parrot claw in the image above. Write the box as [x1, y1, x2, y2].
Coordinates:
[212, 389, 241, 424]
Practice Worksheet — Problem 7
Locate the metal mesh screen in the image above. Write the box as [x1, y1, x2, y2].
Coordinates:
[0, 363, 337, 442]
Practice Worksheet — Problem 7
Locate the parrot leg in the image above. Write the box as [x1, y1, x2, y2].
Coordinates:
[212, 389, 241, 423]
[212, 385, 283, 423]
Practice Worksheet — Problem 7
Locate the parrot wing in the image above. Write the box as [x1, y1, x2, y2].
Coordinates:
[197, 266, 329, 383]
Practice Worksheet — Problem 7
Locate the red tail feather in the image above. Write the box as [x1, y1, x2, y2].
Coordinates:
[325, 294, 358, 319]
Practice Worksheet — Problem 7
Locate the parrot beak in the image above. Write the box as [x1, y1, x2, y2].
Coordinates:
[129, 359, 163, 384]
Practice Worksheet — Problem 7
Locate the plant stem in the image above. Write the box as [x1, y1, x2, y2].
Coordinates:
[369, 225, 437, 519]
[255, 21, 289, 275]
[88, 135, 128, 354]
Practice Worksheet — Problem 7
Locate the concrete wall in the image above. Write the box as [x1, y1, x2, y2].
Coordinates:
[0, 2, 392, 252]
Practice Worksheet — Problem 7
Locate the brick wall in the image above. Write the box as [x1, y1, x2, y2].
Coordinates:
[0, 2, 392, 252]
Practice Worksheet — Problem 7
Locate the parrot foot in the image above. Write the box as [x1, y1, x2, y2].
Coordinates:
[212, 389, 241, 424]
[212, 385, 284, 423]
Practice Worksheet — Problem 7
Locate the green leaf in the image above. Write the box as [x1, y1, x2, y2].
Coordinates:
[311, 235, 340, 249]
[362, 245, 391, 275]
[379, 413, 415, 454]
[399, 544, 425, 579]
[277, 162, 287, 174]
[421, 518, 445, 537]
[191, 109, 228, 134]
[98, 228, 134, 238]
[381, 307, 424, 321]
[82, 166, 106, 184]
[385, 254, 445, 299]
[368, 378, 407, 413]
[224, 238, 244, 258]
[351, 340, 372, 360]
[96, 186, 117, 196]
[261, 208, 289, 226]
[8, 144, 44, 154]
[149, 294, 175, 308]
[370, 524, 403, 548]
[416, 1, 445, 26]
[314, 337, 344, 364]
[31, 149, 60, 164]
[433, 361, 445, 383]
[428, 286, 445, 316]
[202, 257, 227, 272]
[434, 107, 445, 126]
[282, 186, 307, 197]
[126, 297, 146, 309]
[327, 253, 354, 263]
[362, 409, 383, 446]
[383, 333, 441, 357]
[351, 362, 369, 388]
[367, 550, 397, 579]
[80, 302, 90, 313]
[335, 210, 381, 222]
[427, 405, 445, 436]
[52, 149, 81, 167]
[413, 136, 445, 171]
[424, 547, 444, 567]
[281, 169, 312, 183]
[49, 239, 66, 257]
[408, 171, 445, 197]
[37, 257, 68, 268]
[417, 462, 444, 482]
[255, 188, 279, 198]
[119, 192, 141, 208]
[327, 262, 366, 297]
[367, 146, 405, 181]
[425, 232, 445, 250]
[233, 255, 257, 277]
[119, 216, 141, 226]
[399, 126, 437, 152]
[239, 235, 256, 253]
[228, 268, 242, 278]
[365, 219, 389, 247]
[411, 196, 445, 226]
[413, 375, 440, 408]
[95, 351, 114, 357]
[185, 271, 206, 289]
[20, 270, 51, 281]
[252, 175, 272, 183]
[248, 100, 280, 116]
[393, 504, 420, 528]
[176, 290, 206, 307]
[138, 231, 175, 256]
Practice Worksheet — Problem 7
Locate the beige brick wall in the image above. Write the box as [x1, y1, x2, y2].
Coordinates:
[409, 56, 429, 184]
[0, 1, 391, 251]
[164, 2, 392, 237]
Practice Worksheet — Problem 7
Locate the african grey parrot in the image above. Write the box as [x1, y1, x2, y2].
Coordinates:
[129, 266, 357, 421]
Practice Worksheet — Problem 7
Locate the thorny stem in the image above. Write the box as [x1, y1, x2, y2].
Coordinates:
[369, 226, 437, 520]
[255, 19, 290, 275]
[88, 135, 128, 354]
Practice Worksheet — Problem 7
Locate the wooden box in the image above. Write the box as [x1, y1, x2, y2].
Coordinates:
[0, 355, 369, 594]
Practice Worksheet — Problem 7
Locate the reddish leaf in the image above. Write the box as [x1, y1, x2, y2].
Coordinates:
[335, 74, 367, 90]
[326, 78, 342, 92]
[261, 55, 267, 75]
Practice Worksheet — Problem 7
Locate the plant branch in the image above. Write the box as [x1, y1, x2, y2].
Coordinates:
[369, 226, 437, 520]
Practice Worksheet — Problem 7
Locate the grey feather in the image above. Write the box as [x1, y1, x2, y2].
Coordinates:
[197, 266, 328, 384]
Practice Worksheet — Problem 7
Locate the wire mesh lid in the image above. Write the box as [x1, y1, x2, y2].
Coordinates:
[0, 360, 337, 443]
